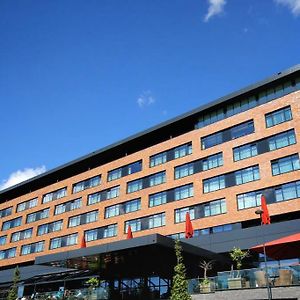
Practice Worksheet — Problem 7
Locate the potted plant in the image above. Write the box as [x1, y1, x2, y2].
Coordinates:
[199, 260, 214, 293]
[86, 277, 99, 300]
[228, 247, 249, 289]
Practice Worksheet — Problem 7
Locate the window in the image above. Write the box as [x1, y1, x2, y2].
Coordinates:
[21, 241, 44, 255]
[174, 184, 194, 200]
[201, 120, 254, 149]
[196, 78, 300, 129]
[204, 199, 226, 217]
[105, 205, 120, 218]
[268, 130, 296, 151]
[85, 224, 117, 242]
[125, 212, 166, 233]
[11, 228, 33, 242]
[54, 198, 82, 215]
[265, 106, 292, 128]
[174, 143, 192, 159]
[68, 210, 98, 227]
[149, 143, 192, 168]
[233, 143, 258, 161]
[108, 161, 142, 181]
[88, 186, 120, 205]
[175, 207, 195, 223]
[175, 199, 227, 223]
[149, 171, 166, 186]
[202, 153, 223, 171]
[174, 163, 194, 179]
[2, 217, 22, 231]
[0, 207, 12, 218]
[49, 233, 78, 249]
[124, 198, 141, 213]
[73, 176, 101, 193]
[275, 181, 300, 202]
[127, 179, 143, 193]
[42, 187, 67, 203]
[237, 190, 262, 210]
[235, 165, 260, 185]
[0, 236, 6, 246]
[149, 191, 167, 207]
[0, 247, 16, 260]
[127, 171, 166, 193]
[16, 198, 38, 212]
[148, 213, 166, 229]
[150, 152, 167, 167]
[26, 208, 49, 223]
[37, 220, 63, 235]
[271, 154, 300, 175]
[203, 175, 225, 193]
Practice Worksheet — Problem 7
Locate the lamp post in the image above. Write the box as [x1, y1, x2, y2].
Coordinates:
[255, 209, 272, 300]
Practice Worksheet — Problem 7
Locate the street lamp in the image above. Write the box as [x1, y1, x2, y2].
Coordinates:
[255, 209, 272, 300]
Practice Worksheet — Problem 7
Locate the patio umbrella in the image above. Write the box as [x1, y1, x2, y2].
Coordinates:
[81, 235, 87, 248]
[127, 225, 133, 239]
[251, 232, 300, 260]
[185, 212, 194, 239]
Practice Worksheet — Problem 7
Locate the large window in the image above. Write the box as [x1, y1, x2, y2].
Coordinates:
[0, 207, 12, 218]
[21, 241, 44, 255]
[73, 176, 101, 193]
[0, 236, 6, 246]
[85, 224, 117, 242]
[42, 187, 67, 204]
[202, 153, 223, 171]
[233, 143, 258, 161]
[16, 198, 38, 213]
[174, 199, 226, 223]
[0, 247, 16, 260]
[271, 154, 300, 176]
[125, 212, 166, 233]
[174, 163, 194, 179]
[37, 220, 63, 235]
[49, 233, 78, 250]
[108, 161, 142, 181]
[237, 190, 262, 210]
[88, 186, 120, 205]
[275, 181, 300, 202]
[174, 184, 194, 200]
[150, 142, 192, 167]
[11, 228, 33, 242]
[268, 130, 296, 151]
[68, 211, 98, 227]
[26, 208, 49, 223]
[265, 106, 292, 128]
[127, 171, 166, 193]
[2, 217, 22, 231]
[235, 166, 260, 185]
[203, 175, 225, 193]
[196, 78, 299, 129]
[201, 120, 254, 150]
[149, 191, 167, 207]
[54, 198, 82, 215]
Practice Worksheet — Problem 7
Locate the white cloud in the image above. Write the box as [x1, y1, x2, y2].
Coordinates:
[275, 0, 300, 16]
[0, 166, 46, 190]
[137, 91, 155, 108]
[204, 0, 226, 22]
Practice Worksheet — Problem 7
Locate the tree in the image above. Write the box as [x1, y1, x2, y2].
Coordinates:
[199, 260, 214, 284]
[229, 247, 249, 277]
[7, 266, 20, 300]
[170, 239, 191, 300]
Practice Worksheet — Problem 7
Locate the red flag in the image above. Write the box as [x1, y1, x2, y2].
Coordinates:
[127, 225, 133, 239]
[261, 195, 271, 225]
[81, 235, 86, 248]
[185, 212, 194, 238]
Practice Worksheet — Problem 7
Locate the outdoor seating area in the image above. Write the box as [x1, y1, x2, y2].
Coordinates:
[189, 264, 300, 294]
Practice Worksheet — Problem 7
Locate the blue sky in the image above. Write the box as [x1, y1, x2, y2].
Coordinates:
[0, 0, 300, 190]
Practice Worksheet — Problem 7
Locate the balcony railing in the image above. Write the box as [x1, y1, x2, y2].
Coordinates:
[189, 264, 300, 294]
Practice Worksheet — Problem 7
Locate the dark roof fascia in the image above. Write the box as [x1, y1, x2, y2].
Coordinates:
[34, 234, 217, 265]
[1, 64, 300, 200]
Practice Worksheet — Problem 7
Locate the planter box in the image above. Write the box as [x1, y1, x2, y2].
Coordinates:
[228, 277, 246, 289]
[200, 282, 214, 293]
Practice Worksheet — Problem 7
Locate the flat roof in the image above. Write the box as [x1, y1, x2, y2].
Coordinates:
[1, 64, 300, 202]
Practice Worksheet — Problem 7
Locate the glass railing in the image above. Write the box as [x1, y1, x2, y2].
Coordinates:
[189, 265, 300, 294]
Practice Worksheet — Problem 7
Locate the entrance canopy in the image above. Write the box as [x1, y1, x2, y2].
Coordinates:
[35, 234, 228, 279]
[251, 232, 300, 260]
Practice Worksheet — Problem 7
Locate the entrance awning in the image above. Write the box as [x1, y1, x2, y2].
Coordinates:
[35, 234, 229, 279]
[251, 232, 300, 260]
